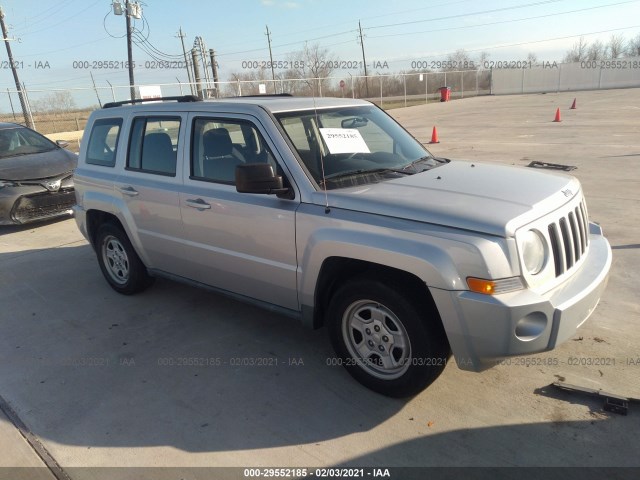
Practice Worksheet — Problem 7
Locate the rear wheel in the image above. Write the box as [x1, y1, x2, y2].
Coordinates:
[95, 223, 154, 295]
[327, 278, 449, 397]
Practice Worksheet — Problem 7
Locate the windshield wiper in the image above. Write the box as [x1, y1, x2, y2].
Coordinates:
[401, 155, 435, 171]
[324, 167, 412, 181]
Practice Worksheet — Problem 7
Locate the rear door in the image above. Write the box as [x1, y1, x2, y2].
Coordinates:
[178, 113, 299, 311]
[113, 113, 189, 275]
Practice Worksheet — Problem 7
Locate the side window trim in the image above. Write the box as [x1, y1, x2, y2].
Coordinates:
[85, 117, 123, 167]
[125, 115, 182, 177]
[188, 115, 280, 186]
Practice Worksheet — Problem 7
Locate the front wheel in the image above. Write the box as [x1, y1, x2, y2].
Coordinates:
[327, 278, 449, 397]
[95, 223, 154, 295]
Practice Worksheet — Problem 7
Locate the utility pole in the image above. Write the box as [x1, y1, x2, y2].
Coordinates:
[177, 27, 194, 95]
[0, 6, 34, 128]
[265, 25, 276, 93]
[358, 20, 370, 98]
[124, 0, 135, 100]
[191, 48, 202, 99]
[209, 49, 219, 98]
[89, 71, 102, 107]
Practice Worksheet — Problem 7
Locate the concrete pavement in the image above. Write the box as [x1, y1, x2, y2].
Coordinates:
[1, 89, 639, 478]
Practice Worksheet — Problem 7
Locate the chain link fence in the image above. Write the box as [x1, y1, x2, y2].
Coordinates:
[1, 70, 491, 136]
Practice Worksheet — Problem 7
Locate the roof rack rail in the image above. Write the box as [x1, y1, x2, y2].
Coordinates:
[233, 93, 293, 98]
[103, 95, 201, 109]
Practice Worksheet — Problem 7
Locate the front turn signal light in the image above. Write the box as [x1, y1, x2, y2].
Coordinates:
[466, 276, 524, 295]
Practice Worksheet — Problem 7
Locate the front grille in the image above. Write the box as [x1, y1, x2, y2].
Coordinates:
[548, 199, 589, 277]
[12, 189, 76, 224]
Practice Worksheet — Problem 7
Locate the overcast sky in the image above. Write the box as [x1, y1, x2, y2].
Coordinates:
[1, 0, 639, 101]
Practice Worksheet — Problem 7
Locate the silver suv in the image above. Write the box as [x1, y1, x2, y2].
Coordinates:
[74, 95, 612, 397]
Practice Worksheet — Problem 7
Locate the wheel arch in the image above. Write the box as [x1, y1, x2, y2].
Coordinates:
[308, 256, 442, 331]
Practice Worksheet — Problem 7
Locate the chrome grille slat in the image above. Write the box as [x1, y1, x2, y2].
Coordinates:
[559, 218, 574, 269]
[579, 201, 589, 247]
[546, 197, 590, 278]
[575, 206, 587, 253]
[568, 212, 581, 261]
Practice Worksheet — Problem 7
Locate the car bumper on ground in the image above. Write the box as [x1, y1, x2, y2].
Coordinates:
[431, 222, 612, 372]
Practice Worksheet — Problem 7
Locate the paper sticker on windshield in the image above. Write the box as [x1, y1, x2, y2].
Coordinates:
[319, 128, 370, 154]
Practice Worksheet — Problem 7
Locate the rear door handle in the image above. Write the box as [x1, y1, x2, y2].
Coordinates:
[186, 198, 211, 210]
[118, 186, 139, 197]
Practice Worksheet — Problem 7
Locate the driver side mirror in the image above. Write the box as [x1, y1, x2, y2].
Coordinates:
[235, 163, 289, 195]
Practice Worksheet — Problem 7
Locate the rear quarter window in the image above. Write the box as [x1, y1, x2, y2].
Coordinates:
[85, 118, 123, 167]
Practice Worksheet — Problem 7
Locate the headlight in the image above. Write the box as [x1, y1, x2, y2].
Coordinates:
[522, 229, 546, 275]
[0, 180, 17, 189]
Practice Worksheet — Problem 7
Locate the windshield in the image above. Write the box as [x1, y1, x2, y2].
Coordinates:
[275, 105, 443, 190]
[0, 126, 57, 159]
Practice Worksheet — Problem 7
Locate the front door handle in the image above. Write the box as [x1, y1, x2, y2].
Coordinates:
[186, 198, 211, 210]
[118, 186, 139, 197]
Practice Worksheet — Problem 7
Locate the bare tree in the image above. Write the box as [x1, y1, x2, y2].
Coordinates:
[443, 49, 474, 71]
[563, 36, 588, 63]
[628, 33, 640, 57]
[477, 51, 490, 69]
[224, 67, 271, 96]
[526, 52, 538, 65]
[607, 34, 625, 59]
[284, 43, 339, 95]
[32, 91, 76, 114]
[587, 40, 606, 61]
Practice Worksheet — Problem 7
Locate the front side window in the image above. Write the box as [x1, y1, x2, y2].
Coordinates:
[86, 118, 122, 167]
[191, 118, 277, 184]
[127, 117, 180, 176]
[276, 106, 444, 190]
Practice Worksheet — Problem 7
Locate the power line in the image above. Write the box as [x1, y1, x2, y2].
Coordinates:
[16, 0, 102, 36]
[377, 23, 640, 67]
[368, 0, 640, 39]
[366, 0, 566, 30]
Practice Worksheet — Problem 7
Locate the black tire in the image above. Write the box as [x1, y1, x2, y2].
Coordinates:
[95, 223, 154, 295]
[327, 278, 450, 398]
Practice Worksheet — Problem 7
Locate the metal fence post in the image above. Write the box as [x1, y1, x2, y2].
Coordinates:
[426, 73, 430, 103]
[461, 71, 464, 98]
[598, 67, 603, 89]
[379, 75, 383, 107]
[6, 88, 16, 120]
[489, 68, 493, 95]
[403, 74, 407, 107]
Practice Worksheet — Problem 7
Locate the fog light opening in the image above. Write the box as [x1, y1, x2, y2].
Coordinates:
[515, 312, 548, 341]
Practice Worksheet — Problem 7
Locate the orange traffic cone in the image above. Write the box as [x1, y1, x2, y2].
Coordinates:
[429, 126, 440, 143]
[570, 98, 576, 109]
[553, 108, 561, 122]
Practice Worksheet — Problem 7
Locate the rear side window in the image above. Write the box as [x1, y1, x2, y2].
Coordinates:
[86, 118, 122, 167]
[127, 117, 181, 176]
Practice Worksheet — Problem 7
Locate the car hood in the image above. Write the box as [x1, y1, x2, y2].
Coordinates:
[318, 161, 581, 237]
[0, 148, 77, 181]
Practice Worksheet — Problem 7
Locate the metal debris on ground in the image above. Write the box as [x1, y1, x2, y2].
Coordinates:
[552, 381, 640, 416]
[527, 161, 577, 171]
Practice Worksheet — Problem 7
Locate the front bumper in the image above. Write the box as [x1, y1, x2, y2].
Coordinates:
[0, 184, 75, 225]
[430, 222, 612, 371]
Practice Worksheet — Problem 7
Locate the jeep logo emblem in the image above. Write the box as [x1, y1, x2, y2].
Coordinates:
[561, 188, 573, 197]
